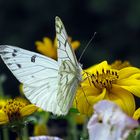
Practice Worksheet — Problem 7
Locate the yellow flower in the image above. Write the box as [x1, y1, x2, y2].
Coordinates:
[110, 60, 132, 70]
[0, 98, 6, 109]
[75, 61, 140, 116]
[0, 97, 38, 125]
[133, 108, 140, 120]
[35, 37, 80, 59]
[74, 114, 86, 125]
[34, 123, 48, 136]
[19, 84, 24, 95]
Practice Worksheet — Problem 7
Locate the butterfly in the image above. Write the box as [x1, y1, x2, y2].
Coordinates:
[0, 16, 82, 115]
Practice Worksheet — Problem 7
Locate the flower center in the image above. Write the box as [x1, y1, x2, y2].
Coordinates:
[91, 69, 119, 90]
[2, 99, 26, 122]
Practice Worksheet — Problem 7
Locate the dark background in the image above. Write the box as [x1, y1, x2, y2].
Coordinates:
[0, 0, 140, 96]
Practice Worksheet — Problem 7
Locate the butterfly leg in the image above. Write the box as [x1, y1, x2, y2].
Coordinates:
[74, 96, 78, 109]
[79, 84, 91, 106]
[82, 71, 92, 86]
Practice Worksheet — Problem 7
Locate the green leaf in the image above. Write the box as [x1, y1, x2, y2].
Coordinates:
[69, 108, 79, 113]
[127, 127, 140, 140]
[127, 133, 136, 140]
[135, 127, 140, 140]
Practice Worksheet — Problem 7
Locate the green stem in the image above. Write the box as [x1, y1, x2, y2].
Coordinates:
[3, 127, 9, 140]
[0, 82, 4, 97]
[16, 126, 28, 140]
[68, 114, 77, 140]
[22, 126, 29, 140]
[81, 117, 89, 139]
[17, 129, 23, 140]
[0, 74, 6, 97]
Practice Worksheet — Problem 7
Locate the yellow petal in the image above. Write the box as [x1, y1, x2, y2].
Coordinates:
[117, 78, 140, 86]
[0, 110, 9, 124]
[87, 88, 106, 104]
[111, 60, 131, 70]
[35, 41, 48, 55]
[118, 67, 140, 79]
[121, 85, 140, 97]
[76, 85, 106, 116]
[0, 99, 6, 109]
[117, 79, 140, 97]
[107, 84, 135, 116]
[133, 108, 140, 120]
[74, 114, 86, 125]
[71, 41, 80, 50]
[54, 37, 58, 49]
[128, 73, 140, 79]
[35, 38, 57, 59]
[86, 61, 111, 74]
[20, 104, 38, 117]
[34, 123, 48, 136]
[43, 37, 53, 47]
[35, 41, 44, 47]
[19, 84, 24, 95]
[75, 96, 90, 115]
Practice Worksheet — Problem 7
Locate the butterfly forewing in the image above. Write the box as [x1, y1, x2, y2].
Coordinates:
[55, 17, 78, 66]
[0, 45, 58, 86]
[0, 45, 63, 115]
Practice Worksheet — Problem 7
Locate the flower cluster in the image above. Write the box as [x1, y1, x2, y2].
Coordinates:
[33, 36, 140, 139]
[0, 32, 140, 140]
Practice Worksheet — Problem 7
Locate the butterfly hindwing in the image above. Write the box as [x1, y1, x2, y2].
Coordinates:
[57, 60, 80, 114]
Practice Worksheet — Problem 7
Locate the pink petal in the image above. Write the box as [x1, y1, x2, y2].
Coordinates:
[87, 100, 138, 140]
[30, 136, 63, 140]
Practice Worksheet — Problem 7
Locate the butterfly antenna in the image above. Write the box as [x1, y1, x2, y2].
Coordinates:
[78, 32, 97, 62]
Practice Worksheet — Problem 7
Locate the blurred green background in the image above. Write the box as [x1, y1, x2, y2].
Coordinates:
[0, 0, 140, 96]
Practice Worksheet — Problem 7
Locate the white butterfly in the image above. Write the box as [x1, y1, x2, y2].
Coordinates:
[0, 16, 82, 115]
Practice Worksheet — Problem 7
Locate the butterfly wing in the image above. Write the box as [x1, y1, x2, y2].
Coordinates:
[55, 17, 82, 114]
[0, 45, 62, 115]
[57, 60, 80, 114]
[55, 16, 78, 66]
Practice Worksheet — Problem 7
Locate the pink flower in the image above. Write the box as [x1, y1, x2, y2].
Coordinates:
[87, 100, 138, 140]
